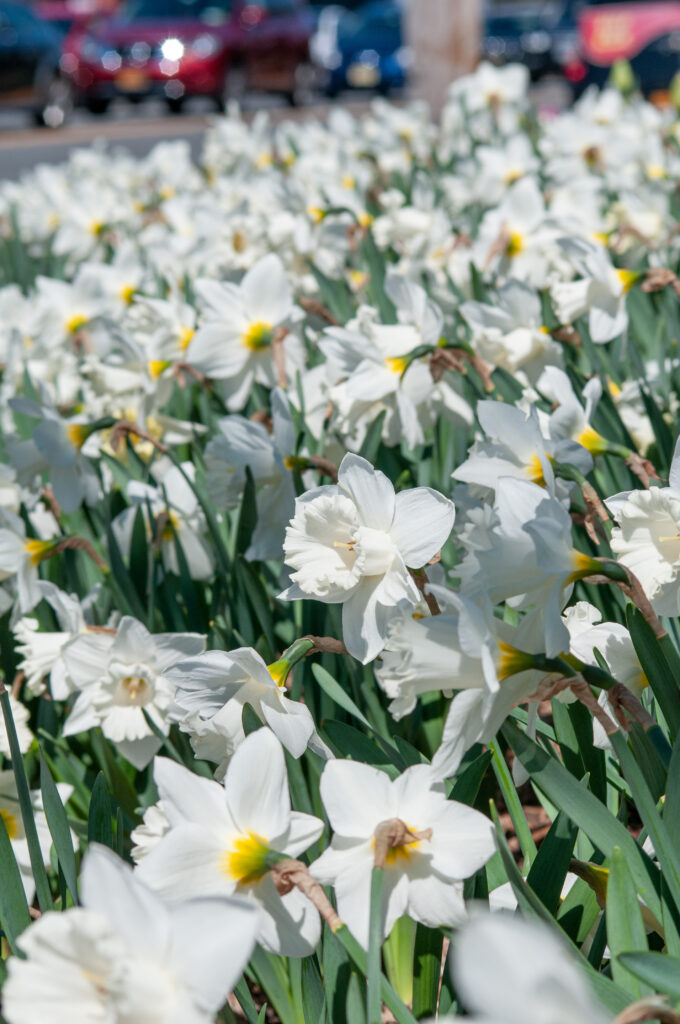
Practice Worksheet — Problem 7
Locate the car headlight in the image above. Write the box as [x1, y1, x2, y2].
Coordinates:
[160, 38, 185, 61]
[190, 34, 219, 59]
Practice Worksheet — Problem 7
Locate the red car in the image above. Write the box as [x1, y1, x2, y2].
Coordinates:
[61, 0, 315, 114]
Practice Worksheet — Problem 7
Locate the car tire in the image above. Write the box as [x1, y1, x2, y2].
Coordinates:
[85, 97, 111, 116]
[166, 97, 184, 115]
[33, 72, 73, 128]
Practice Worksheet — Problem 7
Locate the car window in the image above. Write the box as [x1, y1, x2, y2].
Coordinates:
[244, 0, 296, 12]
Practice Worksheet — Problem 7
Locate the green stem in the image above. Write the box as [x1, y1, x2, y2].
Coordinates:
[368, 866, 384, 1024]
[0, 687, 53, 912]
[489, 738, 537, 868]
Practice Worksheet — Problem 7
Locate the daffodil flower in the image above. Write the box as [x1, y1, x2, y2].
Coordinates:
[136, 730, 324, 957]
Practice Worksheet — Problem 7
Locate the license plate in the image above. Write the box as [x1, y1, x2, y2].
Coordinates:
[347, 62, 380, 87]
[116, 69, 149, 92]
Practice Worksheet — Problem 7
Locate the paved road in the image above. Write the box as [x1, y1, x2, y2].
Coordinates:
[0, 93, 378, 180]
[0, 79, 572, 181]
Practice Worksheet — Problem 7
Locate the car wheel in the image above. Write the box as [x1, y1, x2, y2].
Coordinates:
[33, 73, 73, 128]
[166, 97, 184, 115]
[85, 97, 111, 116]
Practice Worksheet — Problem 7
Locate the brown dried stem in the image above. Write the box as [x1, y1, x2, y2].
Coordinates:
[373, 818, 432, 868]
[307, 455, 339, 483]
[409, 567, 441, 616]
[303, 635, 349, 656]
[109, 418, 169, 455]
[299, 297, 341, 326]
[641, 267, 680, 298]
[270, 859, 343, 932]
[614, 998, 680, 1024]
[52, 537, 108, 571]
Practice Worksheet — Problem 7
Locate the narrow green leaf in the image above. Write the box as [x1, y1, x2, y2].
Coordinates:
[235, 467, 257, 557]
[526, 811, 578, 916]
[367, 867, 384, 1024]
[0, 809, 31, 949]
[606, 846, 651, 998]
[502, 720, 662, 921]
[39, 751, 78, 904]
[301, 956, 325, 1024]
[626, 606, 680, 742]
[87, 772, 114, 849]
[489, 739, 537, 867]
[618, 952, 680, 999]
[312, 665, 372, 730]
[663, 731, 680, 854]
[358, 410, 387, 465]
[0, 688, 53, 912]
[411, 924, 442, 1020]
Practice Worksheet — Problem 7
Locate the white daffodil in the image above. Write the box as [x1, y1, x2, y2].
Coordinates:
[280, 453, 455, 662]
[551, 237, 637, 343]
[7, 397, 100, 513]
[130, 801, 170, 863]
[0, 695, 33, 759]
[136, 730, 324, 957]
[166, 646, 325, 762]
[185, 254, 303, 410]
[607, 438, 680, 615]
[0, 510, 56, 617]
[3, 844, 259, 1024]
[13, 581, 92, 697]
[461, 280, 562, 382]
[537, 366, 609, 457]
[446, 913, 611, 1024]
[111, 462, 214, 581]
[0, 771, 73, 903]
[311, 760, 495, 948]
[458, 477, 601, 657]
[204, 387, 297, 561]
[62, 616, 205, 770]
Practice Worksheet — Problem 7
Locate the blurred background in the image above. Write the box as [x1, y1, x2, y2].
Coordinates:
[1, 0, 679, 168]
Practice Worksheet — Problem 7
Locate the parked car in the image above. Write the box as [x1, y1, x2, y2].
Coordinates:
[0, 0, 72, 125]
[578, 1, 680, 96]
[313, 1, 407, 96]
[482, 1, 583, 84]
[35, 0, 98, 40]
[62, 0, 315, 114]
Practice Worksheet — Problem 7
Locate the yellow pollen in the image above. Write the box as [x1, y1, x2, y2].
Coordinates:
[591, 231, 609, 246]
[221, 832, 270, 884]
[568, 549, 602, 583]
[120, 676, 149, 702]
[358, 211, 374, 229]
[120, 283, 136, 304]
[506, 231, 524, 257]
[160, 510, 181, 542]
[607, 377, 622, 398]
[646, 164, 665, 180]
[242, 321, 274, 351]
[307, 205, 325, 223]
[23, 538, 54, 566]
[373, 824, 424, 864]
[385, 356, 409, 375]
[232, 231, 247, 254]
[504, 167, 523, 185]
[526, 453, 546, 486]
[255, 152, 273, 170]
[66, 313, 88, 334]
[66, 423, 90, 449]
[0, 808, 18, 840]
[497, 641, 534, 681]
[616, 269, 639, 294]
[90, 220, 105, 237]
[148, 359, 171, 380]
[349, 269, 368, 289]
[333, 540, 356, 551]
[179, 325, 195, 351]
[539, 325, 550, 335]
[658, 534, 680, 543]
[342, 174, 356, 189]
[576, 425, 609, 456]
[160, 185, 175, 200]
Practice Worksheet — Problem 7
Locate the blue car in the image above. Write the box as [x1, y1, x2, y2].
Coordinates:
[312, 1, 407, 96]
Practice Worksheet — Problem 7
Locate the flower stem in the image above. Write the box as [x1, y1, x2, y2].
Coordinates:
[368, 866, 384, 1024]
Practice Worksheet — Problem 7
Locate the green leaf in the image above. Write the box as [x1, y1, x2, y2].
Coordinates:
[606, 846, 651, 998]
[358, 410, 387, 465]
[301, 956, 325, 1024]
[87, 772, 114, 849]
[626, 605, 680, 742]
[0, 809, 31, 950]
[39, 751, 78, 904]
[235, 467, 257, 557]
[321, 721, 398, 776]
[129, 505, 149, 603]
[617, 952, 680, 999]
[311, 664, 372, 731]
[411, 925, 442, 1019]
[449, 749, 492, 805]
[502, 720, 662, 922]
[663, 731, 680, 854]
[526, 811, 578, 916]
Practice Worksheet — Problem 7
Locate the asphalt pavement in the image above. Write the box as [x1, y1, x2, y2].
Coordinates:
[0, 79, 572, 182]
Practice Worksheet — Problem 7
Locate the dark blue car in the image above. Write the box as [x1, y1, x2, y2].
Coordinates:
[313, 1, 407, 96]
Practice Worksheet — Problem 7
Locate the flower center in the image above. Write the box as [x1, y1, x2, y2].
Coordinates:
[116, 676, 152, 707]
[222, 832, 270, 884]
[525, 453, 546, 486]
[506, 231, 524, 257]
[242, 320, 274, 351]
[179, 325, 195, 351]
[66, 313, 88, 334]
[355, 526, 396, 577]
[24, 538, 54, 566]
[385, 356, 409, 375]
[575, 425, 609, 456]
[496, 641, 535, 681]
[568, 550, 602, 583]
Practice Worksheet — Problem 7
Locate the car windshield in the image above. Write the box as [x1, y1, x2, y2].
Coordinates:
[337, 5, 401, 44]
[124, 0, 232, 21]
